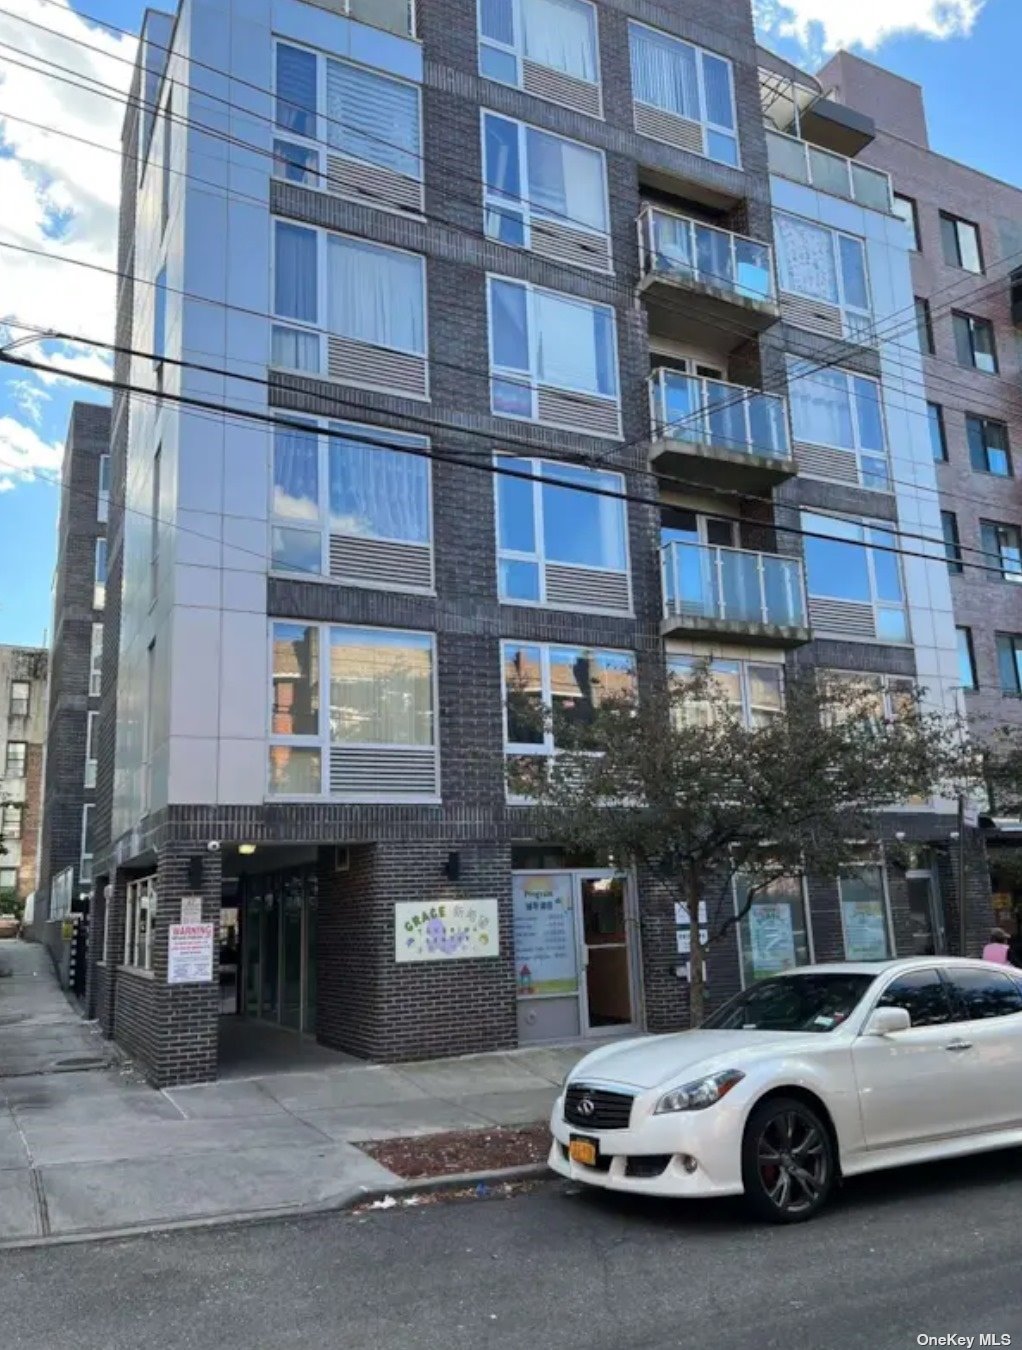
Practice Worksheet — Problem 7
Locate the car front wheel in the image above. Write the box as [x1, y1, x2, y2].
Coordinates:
[741, 1096, 834, 1223]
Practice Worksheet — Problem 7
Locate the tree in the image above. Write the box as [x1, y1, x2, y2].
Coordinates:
[508, 664, 965, 1026]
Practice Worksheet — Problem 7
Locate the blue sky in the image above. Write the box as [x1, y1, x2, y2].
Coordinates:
[0, 0, 1018, 647]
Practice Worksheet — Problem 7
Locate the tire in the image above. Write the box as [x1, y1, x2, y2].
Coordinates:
[741, 1095, 835, 1224]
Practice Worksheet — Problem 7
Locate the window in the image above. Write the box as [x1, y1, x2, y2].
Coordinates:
[273, 42, 423, 205]
[94, 537, 107, 610]
[774, 212, 871, 340]
[927, 402, 947, 461]
[787, 360, 888, 489]
[479, 0, 601, 114]
[733, 874, 811, 986]
[628, 21, 739, 167]
[153, 267, 167, 370]
[8, 681, 29, 718]
[495, 457, 628, 610]
[914, 297, 934, 355]
[802, 512, 908, 642]
[838, 865, 891, 961]
[143, 641, 155, 814]
[668, 655, 784, 729]
[876, 968, 952, 1026]
[487, 276, 619, 433]
[940, 212, 983, 273]
[272, 222, 427, 392]
[161, 87, 172, 236]
[80, 804, 95, 887]
[957, 627, 977, 691]
[892, 193, 919, 251]
[4, 742, 26, 778]
[124, 876, 156, 971]
[953, 311, 997, 374]
[945, 967, 1022, 1019]
[150, 447, 161, 603]
[481, 112, 610, 267]
[1, 803, 23, 841]
[271, 420, 432, 589]
[502, 641, 636, 757]
[821, 671, 916, 724]
[0, 868, 16, 893]
[89, 623, 103, 697]
[85, 710, 98, 789]
[981, 520, 1022, 583]
[996, 633, 1022, 696]
[97, 454, 110, 522]
[269, 623, 437, 798]
[941, 511, 963, 575]
[966, 414, 1011, 477]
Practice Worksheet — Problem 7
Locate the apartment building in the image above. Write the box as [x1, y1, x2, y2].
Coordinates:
[84, 0, 988, 1087]
[33, 402, 110, 945]
[815, 50, 1022, 911]
[0, 645, 47, 907]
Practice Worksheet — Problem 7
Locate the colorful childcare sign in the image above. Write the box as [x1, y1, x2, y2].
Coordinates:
[394, 899, 499, 963]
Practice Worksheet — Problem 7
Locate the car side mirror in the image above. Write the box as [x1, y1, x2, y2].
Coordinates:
[864, 1006, 911, 1036]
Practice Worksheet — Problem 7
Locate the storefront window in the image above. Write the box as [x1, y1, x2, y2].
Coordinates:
[838, 865, 891, 961]
[734, 874, 811, 985]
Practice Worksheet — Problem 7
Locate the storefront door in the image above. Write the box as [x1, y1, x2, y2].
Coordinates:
[905, 868, 945, 955]
[240, 869, 317, 1035]
[513, 870, 638, 1045]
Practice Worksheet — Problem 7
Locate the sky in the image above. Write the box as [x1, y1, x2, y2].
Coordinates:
[0, 0, 1019, 647]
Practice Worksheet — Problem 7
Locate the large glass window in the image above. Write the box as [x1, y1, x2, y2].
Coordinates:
[940, 212, 983, 273]
[957, 627, 977, 691]
[914, 297, 934, 355]
[4, 740, 26, 778]
[668, 655, 783, 729]
[495, 457, 627, 606]
[8, 681, 29, 718]
[479, 0, 600, 105]
[627, 21, 738, 167]
[927, 402, 947, 461]
[953, 311, 997, 374]
[941, 510, 963, 575]
[996, 633, 1022, 696]
[1, 803, 23, 840]
[774, 212, 871, 337]
[838, 865, 891, 961]
[966, 414, 1011, 477]
[502, 641, 635, 756]
[734, 874, 811, 986]
[273, 42, 422, 192]
[482, 112, 609, 261]
[802, 512, 908, 641]
[124, 877, 156, 972]
[981, 520, 1022, 583]
[85, 710, 98, 789]
[787, 360, 887, 489]
[892, 193, 919, 251]
[80, 804, 95, 887]
[488, 276, 619, 427]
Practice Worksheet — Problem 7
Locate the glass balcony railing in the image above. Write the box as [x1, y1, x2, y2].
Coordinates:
[662, 541, 807, 630]
[765, 128, 892, 213]
[638, 204, 775, 306]
[309, 0, 416, 38]
[649, 368, 791, 461]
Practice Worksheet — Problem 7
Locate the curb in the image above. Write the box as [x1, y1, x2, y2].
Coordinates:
[0, 1162, 556, 1252]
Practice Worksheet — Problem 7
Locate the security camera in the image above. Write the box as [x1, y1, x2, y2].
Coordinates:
[206, 840, 221, 853]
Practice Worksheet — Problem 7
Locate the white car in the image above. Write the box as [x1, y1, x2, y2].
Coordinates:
[549, 957, 1022, 1222]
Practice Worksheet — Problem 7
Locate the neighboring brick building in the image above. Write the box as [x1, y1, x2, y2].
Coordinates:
[34, 402, 110, 944]
[84, 0, 986, 1086]
[0, 645, 48, 909]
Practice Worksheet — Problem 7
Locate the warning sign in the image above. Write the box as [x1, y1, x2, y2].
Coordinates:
[168, 923, 215, 985]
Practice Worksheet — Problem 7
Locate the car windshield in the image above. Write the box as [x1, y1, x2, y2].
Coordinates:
[703, 972, 877, 1032]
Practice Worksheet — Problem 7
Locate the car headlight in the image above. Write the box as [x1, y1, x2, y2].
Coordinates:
[654, 1070, 745, 1114]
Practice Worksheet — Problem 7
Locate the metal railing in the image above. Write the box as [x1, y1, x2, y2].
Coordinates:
[649, 368, 791, 460]
[637, 204, 775, 306]
[311, 0, 416, 39]
[765, 128, 893, 214]
[661, 540, 807, 629]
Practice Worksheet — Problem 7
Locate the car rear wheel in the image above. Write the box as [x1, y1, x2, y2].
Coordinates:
[741, 1096, 834, 1224]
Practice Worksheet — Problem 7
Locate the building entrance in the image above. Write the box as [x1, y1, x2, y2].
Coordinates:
[240, 867, 317, 1035]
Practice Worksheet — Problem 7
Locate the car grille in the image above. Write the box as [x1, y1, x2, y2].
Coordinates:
[625, 1155, 671, 1179]
[564, 1083, 634, 1131]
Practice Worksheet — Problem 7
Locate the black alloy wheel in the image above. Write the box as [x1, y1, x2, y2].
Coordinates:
[741, 1096, 834, 1223]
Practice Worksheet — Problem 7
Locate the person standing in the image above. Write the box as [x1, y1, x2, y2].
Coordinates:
[982, 927, 1011, 963]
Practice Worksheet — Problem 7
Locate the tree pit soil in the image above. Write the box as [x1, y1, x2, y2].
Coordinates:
[354, 1123, 550, 1179]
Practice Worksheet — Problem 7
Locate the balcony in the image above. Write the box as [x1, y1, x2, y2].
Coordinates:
[648, 369, 795, 491]
[661, 541, 809, 645]
[307, 0, 416, 39]
[637, 205, 778, 350]
[765, 129, 892, 214]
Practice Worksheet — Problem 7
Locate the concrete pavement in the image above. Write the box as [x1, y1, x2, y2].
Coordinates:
[0, 940, 585, 1244]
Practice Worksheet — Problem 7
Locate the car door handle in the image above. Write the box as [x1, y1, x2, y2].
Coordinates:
[944, 1040, 973, 1052]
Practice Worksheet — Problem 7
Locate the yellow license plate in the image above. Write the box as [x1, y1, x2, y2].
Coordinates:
[569, 1138, 597, 1166]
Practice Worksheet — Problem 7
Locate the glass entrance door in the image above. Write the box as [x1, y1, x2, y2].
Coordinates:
[579, 874, 635, 1034]
[241, 869, 317, 1034]
[905, 869, 945, 955]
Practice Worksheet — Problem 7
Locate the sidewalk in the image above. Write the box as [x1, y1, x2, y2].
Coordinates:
[0, 940, 585, 1245]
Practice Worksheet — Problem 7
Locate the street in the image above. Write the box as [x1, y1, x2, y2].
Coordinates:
[4, 1152, 1022, 1350]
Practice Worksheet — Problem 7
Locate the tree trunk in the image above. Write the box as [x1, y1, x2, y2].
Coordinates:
[686, 865, 705, 1027]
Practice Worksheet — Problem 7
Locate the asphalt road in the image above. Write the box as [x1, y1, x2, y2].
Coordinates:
[5, 1151, 1022, 1350]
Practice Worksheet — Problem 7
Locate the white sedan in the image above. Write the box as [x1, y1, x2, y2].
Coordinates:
[549, 957, 1022, 1222]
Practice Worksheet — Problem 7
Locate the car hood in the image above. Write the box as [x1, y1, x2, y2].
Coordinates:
[568, 1029, 828, 1091]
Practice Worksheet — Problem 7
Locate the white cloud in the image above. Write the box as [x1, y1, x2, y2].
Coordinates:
[754, 0, 985, 55]
[7, 378, 48, 425]
[0, 413, 62, 493]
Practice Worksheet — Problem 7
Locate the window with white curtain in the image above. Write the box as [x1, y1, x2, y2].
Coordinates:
[482, 111, 609, 263]
[787, 359, 889, 489]
[271, 221, 427, 374]
[270, 419, 432, 586]
[268, 622, 436, 796]
[487, 275, 619, 427]
[628, 21, 738, 166]
[479, 0, 601, 109]
[495, 456, 628, 606]
[774, 212, 871, 331]
[273, 42, 423, 195]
